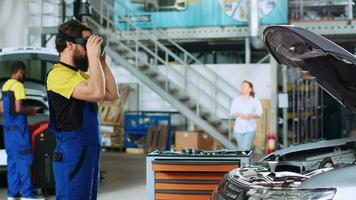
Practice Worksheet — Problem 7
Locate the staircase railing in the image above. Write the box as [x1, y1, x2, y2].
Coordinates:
[91, 0, 238, 118]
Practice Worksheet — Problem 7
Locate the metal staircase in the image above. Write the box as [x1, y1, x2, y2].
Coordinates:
[86, 0, 238, 149]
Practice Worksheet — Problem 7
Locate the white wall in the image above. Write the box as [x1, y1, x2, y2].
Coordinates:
[0, 0, 28, 47]
[158, 64, 272, 99]
[0, 0, 61, 48]
[207, 64, 272, 99]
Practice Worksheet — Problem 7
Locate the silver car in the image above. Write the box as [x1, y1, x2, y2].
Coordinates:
[0, 47, 58, 175]
[259, 136, 356, 172]
[211, 25, 356, 200]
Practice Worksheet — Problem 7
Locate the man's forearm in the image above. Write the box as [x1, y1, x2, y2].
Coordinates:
[88, 58, 106, 98]
[232, 113, 244, 119]
[20, 106, 37, 115]
[246, 114, 261, 120]
[102, 62, 119, 101]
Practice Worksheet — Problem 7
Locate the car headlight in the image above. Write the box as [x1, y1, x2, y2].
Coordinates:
[247, 187, 336, 200]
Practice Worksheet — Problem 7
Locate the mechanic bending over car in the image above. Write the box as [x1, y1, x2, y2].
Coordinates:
[0, 61, 44, 200]
[46, 19, 119, 200]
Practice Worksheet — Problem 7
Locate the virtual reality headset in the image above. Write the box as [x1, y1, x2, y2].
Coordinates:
[57, 31, 107, 55]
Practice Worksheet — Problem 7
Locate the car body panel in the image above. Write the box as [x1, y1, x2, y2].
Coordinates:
[259, 137, 356, 172]
[298, 165, 356, 200]
[260, 136, 356, 159]
[0, 47, 58, 62]
[263, 25, 356, 113]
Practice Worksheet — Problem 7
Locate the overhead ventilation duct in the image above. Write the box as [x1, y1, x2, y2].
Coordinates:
[249, 0, 265, 49]
[78, 0, 91, 16]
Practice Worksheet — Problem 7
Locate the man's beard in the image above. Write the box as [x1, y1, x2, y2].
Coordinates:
[19, 76, 25, 83]
[73, 54, 89, 72]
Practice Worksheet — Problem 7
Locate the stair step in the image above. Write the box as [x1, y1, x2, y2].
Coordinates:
[177, 95, 190, 102]
[217, 126, 230, 136]
[126, 59, 143, 68]
[169, 88, 179, 94]
[112, 46, 129, 53]
[145, 71, 159, 77]
[127, 59, 135, 64]
[138, 64, 149, 71]
[200, 112, 211, 118]
[207, 118, 222, 126]
[120, 51, 136, 59]
[155, 79, 166, 86]
[186, 102, 197, 110]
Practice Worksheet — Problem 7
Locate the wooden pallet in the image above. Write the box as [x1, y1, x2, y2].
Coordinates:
[98, 84, 133, 126]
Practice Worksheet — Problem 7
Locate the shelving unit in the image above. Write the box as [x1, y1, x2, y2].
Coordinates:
[124, 111, 178, 149]
[278, 75, 325, 147]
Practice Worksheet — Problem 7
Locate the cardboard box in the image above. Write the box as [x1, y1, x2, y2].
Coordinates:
[175, 131, 214, 151]
[126, 148, 145, 154]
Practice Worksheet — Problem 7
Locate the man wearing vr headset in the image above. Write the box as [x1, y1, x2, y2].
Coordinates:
[46, 19, 119, 199]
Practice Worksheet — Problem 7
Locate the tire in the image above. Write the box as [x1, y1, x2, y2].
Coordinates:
[0, 172, 7, 187]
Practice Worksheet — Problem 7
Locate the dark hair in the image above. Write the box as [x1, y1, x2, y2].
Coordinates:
[243, 80, 255, 97]
[55, 19, 92, 53]
[11, 61, 26, 75]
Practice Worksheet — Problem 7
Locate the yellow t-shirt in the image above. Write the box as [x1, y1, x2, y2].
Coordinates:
[2, 79, 26, 100]
[46, 63, 90, 131]
[47, 63, 88, 99]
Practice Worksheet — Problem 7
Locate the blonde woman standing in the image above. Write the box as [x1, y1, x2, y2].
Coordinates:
[230, 80, 263, 151]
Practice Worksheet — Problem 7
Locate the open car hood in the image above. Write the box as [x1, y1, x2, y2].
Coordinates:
[263, 25, 356, 113]
[259, 136, 356, 161]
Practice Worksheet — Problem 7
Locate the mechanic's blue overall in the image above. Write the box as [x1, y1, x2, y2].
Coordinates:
[2, 85, 35, 197]
[48, 93, 101, 200]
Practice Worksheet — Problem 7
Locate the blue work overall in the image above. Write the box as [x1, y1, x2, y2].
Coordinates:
[2, 85, 35, 198]
[48, 95, 101, 200]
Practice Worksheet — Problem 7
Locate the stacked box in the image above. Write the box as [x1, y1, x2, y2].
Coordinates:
[175, 131, 215, 151]
[101, 125, 124, 149]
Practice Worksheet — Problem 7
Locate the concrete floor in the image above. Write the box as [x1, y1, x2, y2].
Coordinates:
[0, 150, 265, 200]
[0, 152, 146, 200]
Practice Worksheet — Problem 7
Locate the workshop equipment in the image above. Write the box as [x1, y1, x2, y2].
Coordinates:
[146, 149, 251, 200]
[30, 120, 56, 193]
[124, 111, 174, 149]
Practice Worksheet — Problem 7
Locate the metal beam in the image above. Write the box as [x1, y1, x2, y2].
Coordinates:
[291, 20, 356, 36]
[282, 64, 288, 147]
[245, 37, 251, 64]
[270, 57, 278, 146]
[28, 21, 356, 42]
[120, 21, 356, 42]
[257, 54, 270, 64]
[121, 26, 250, 42]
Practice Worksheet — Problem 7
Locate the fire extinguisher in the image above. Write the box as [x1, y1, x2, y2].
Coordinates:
[266, 134, 276, 154]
